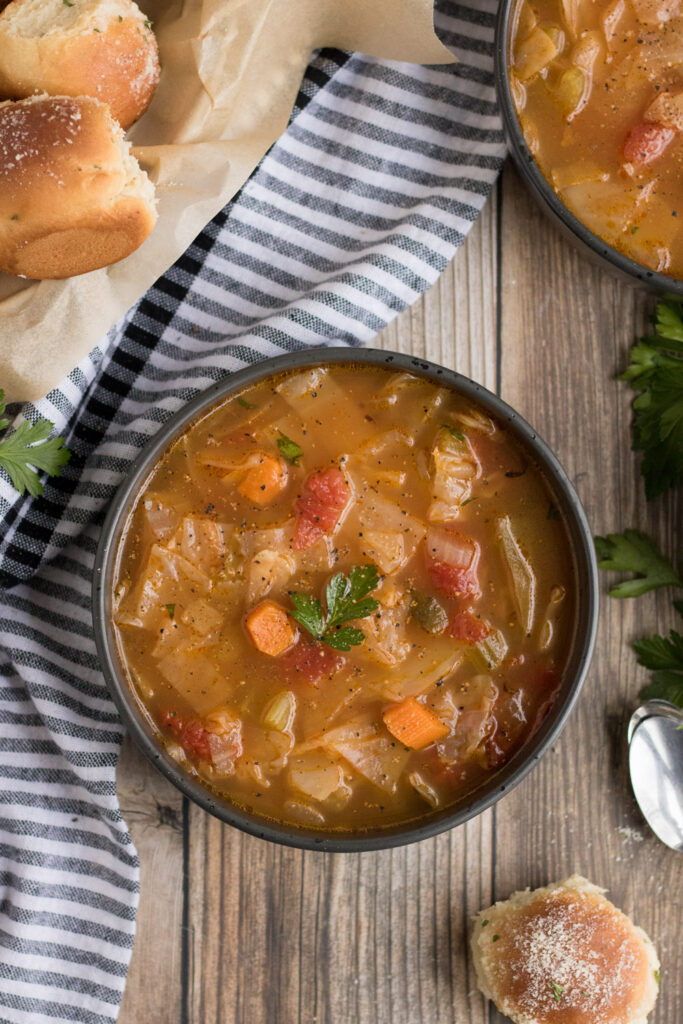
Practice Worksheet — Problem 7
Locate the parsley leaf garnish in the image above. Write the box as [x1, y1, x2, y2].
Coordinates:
[237, 396, 255, 409]
[0, 392, 71, 497]
[165, 604, 176, 619]
[635, 601, 683, 708]
[277, 431, 303, 466]
[549, 981, 564, 1003]
[290, 565, 380, 650]
[620, 297, 683, 499]
[594, 530, 681, 598]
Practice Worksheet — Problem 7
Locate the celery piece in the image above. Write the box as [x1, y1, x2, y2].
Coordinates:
[468, 629, 509, 672]
[263, 689, 296, 733]
[497, 515, 537, 635]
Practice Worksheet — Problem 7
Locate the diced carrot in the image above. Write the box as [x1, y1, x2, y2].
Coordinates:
[238, 454, 288, 506]
[383, 697, 449, 750]
[244, 599, 298, 656]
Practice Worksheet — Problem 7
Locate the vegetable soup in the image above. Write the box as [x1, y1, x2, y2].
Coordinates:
[112, 365, 577, 833]
[509, 0, 683, 278]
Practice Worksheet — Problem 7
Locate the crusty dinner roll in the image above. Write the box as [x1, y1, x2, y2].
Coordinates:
[0, 94, 157, 279]
[471, 875, 659, 1024]
[0, 0, 159, 129]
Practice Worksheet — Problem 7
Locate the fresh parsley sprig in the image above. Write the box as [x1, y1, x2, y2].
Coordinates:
[290, 565, 380, 651]
[635, 603, 683, 710]
[620, 295, 683, 499]
[594, 530, 681, 598]
[0, 391, 71, 497]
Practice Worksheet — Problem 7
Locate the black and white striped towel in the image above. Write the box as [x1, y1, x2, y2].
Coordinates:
[0, 4, 505, 1021]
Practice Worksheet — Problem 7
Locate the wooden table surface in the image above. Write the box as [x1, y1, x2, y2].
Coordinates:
[116, 161, 682, 1024]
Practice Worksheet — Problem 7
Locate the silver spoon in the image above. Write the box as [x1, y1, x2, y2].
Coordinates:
[628, 700, 683, 852]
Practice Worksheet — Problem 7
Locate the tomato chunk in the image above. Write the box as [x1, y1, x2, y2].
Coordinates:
[424, 527, 480, 599]
[292, 467, 351, 550]
[624, 121, 676, 166]
[282, 639, 346, 686]
[160, 709, 243, 773]
[160, 710, 213, 761]
[447, 610, 489, 643]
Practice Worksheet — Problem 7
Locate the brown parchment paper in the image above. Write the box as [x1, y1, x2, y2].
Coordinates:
[0, 0, 454, 404]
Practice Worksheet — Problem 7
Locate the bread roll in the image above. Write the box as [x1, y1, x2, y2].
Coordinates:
[0, 0, 159, 129]
[471, 875, 660, 1024]
[0, 94, 157, 279]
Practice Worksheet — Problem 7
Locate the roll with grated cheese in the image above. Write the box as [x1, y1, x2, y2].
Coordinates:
[0, 94, 157, 279]
[471, 875, 660, 1024]
[0, 0, 159, 129]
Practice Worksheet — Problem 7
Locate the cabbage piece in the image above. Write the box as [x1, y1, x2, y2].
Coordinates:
[237, 723, 294, 782]
[169, 516, 227, 574]
[361, 529, 405, 574]
[429, 426, 481, 521]
[246, 548, 296, 604]
[276, 368, 328, 403]
[237, 520, 293, 557]
[156, 650, 222, 713]
[289, 753, 351, 802]
[551, 161, 609, 192]
[450, 406, 497, 436]
[275, 367, 354, 423]
[514, 26, 558, 81]
[354, 485, 426, 564]
[370, 372, 422, 408]
[143, 496, 178, 541]
[438, 679, 498, 764]
[572, 30, 601, 74]
[408, 771, 441, 809]
[119, 543, 211, 630]
[205, 708, 243, 776]
[602, 0, 626, 54]
[180, 598, 224, 637]
[630, 0, 680, 23]
[496, 515, 537, 635]
[645, 89, 683, 131]
[537, 584, 567, 652]
[283, 800, 326, 825]
[320, 719, 411, 794]
[514, 0, 537, 39]
[357, 429, 414, 457]
[357, 592, 412, 667]
[374, 645, 463, 701]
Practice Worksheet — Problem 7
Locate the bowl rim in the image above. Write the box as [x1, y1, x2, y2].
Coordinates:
[494, 0, 683, 296]
[93, 347, 599, 852]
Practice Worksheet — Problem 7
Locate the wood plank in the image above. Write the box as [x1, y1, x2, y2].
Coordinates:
[184, 187, 500, 1024]
[494, 161, 682, 1024]
[117, 736, 185, 1024]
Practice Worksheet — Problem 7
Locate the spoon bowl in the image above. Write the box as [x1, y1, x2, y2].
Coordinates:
[628, 701, 683, 853]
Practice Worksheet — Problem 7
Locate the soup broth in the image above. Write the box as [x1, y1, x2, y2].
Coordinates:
[509, 0, 683, 278]
[112, 364, 577, 833]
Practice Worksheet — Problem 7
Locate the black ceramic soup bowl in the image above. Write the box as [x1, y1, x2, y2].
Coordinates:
[494, 0, 683, 296]
[92, 347, 598, 852]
